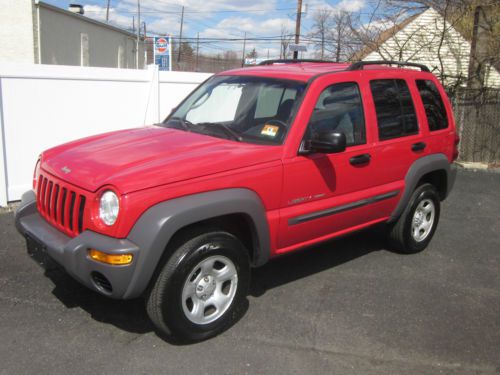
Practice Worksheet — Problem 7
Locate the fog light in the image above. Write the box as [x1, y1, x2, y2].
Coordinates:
[88, 249, 133, 265]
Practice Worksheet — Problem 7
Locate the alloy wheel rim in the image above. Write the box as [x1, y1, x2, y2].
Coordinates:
[411, 199, 435, 242]
[181, 255, 238, 325]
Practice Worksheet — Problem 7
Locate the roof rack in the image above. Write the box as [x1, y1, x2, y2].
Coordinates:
[348, 60, 430, 72]
[258, 59, 334, 66]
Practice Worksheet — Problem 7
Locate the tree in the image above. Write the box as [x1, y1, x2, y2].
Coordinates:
[280, 24, 292, 59]
[223, 50, 238, 60]
[308, 9, 355, 61]
[309, 9, 331, 59]
[246, 48, 258, 59]
[330, 11, 353, 62]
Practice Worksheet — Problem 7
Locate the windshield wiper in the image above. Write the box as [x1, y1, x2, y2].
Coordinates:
[197, 122, 242, 142]
[165, 117, 194, 131]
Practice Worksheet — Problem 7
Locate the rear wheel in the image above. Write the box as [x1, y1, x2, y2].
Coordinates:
[387, 183, 440, 254]
[146, 229, 250, 342]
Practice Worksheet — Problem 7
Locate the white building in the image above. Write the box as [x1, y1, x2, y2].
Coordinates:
[0, 0, 146, 69]
[356, 7, 500, 88]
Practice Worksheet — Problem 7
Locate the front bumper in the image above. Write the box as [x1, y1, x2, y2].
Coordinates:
[15, 191, 140, 299]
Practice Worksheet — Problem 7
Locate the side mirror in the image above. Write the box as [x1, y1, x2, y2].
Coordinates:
[307, 132, 346, 154]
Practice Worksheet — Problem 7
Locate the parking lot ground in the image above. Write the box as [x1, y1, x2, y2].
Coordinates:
[0, 169, 499, 375]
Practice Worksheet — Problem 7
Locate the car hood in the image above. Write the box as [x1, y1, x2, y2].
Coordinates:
[42, 126, 282, 193]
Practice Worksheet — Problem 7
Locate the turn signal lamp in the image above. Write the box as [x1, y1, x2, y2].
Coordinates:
[88, 249, 133, 265]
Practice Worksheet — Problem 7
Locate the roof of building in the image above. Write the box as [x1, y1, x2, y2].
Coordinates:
[352, 11, 423, 61]
[38, 1, 139, 39]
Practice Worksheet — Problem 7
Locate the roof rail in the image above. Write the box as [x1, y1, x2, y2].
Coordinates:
[348, 60, 430, 72]
[258, 59, 334, 66]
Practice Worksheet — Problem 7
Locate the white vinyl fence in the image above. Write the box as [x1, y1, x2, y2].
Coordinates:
[0, 63, 211, 206]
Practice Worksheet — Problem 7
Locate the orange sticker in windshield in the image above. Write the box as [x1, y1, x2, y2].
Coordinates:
[261, 125, 279, 137]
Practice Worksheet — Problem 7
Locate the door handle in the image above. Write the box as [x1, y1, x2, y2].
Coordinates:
[349, 154, 371, 165]
[412, 142, 426, 152]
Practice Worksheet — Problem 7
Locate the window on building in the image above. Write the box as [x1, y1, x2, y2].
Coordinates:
[307, 82, 366, 146]
[118, 45, 125, 68]
[80, 33, 89, 67]
[416, 80, 448, 131]
[370, 79, 418, 140]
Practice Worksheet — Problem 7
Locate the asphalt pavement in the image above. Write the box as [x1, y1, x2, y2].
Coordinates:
[0, 169, 499, 375]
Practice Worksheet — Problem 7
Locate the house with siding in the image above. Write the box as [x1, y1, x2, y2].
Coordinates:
[0, 0, 146, 69]
[355, 7, 500, 88]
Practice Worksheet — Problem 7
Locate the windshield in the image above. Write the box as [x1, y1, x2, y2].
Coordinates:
[162, 75, 306, 144]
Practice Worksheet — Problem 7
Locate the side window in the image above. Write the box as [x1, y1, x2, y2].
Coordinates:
[370, 79, 418, 140]
[308, 82, 366, 147]
[416, 80, 448, 131]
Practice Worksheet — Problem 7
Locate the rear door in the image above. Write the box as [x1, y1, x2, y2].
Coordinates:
[360, 75, 429, 202]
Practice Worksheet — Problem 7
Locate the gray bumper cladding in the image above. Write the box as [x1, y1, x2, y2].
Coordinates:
[14, 191, 140, 299]
[14, 188, 271, 300]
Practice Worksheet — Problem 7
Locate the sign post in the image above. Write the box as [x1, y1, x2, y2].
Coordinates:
[154, 36, 172, 71]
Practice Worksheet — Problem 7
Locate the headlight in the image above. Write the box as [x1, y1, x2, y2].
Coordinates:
[99, 191, 120, 226]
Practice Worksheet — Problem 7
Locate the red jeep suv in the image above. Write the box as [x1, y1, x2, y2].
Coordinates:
[15, 60, 458, 341]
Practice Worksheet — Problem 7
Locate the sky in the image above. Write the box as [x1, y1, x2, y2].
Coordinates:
[44, 0, 371, 58]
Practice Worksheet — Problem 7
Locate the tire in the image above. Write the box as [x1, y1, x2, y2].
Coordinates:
[145, 228, 250, 342]
[387, 183, 440, 254]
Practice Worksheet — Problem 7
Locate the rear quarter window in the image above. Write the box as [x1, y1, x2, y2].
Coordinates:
[416, 80, 448, 131]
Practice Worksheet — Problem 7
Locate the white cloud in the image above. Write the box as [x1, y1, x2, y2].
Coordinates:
[338, 0, 365, 12]
[83, 5, 133, 30]
[118, 0, 277, 16]
[202, 17, 294, 38]
[146, 17, 187, 35]
[304, 0, 366, 19]
[198, 16, 294, 57]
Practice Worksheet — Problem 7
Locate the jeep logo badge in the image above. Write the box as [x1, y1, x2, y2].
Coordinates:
[61, 166, 71, 174]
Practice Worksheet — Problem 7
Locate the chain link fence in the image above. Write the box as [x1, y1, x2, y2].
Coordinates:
[450, 88, 500, 165]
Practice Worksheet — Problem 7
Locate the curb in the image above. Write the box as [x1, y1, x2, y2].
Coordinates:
[0, 202, 19, 213]
[454, 161, 500, 173]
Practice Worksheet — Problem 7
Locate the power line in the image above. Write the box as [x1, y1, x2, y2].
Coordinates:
[86, 6, 385, 15]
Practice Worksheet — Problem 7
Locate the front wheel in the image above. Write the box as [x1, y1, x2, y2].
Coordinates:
[145, 229, 250, 342]
[387, 183, 441, 254]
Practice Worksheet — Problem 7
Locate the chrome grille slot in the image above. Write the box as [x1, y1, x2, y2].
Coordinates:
[36, 174, 87, 237]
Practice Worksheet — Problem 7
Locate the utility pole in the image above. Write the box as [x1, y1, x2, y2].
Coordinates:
[142, 22, 147, 66]
[106, 0, 110, 22]
[241, 32, 247, 67]
[136, 0, 141, 69]
[293, 0, 303, 60]
[196, 32, 200, 71]
[177, 6, 185, 65]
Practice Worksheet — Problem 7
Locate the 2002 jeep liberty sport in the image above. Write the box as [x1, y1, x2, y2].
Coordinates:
[15, 60, 458, 341]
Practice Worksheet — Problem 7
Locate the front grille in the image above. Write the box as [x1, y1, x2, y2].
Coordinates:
[36, 174, 87, 237]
